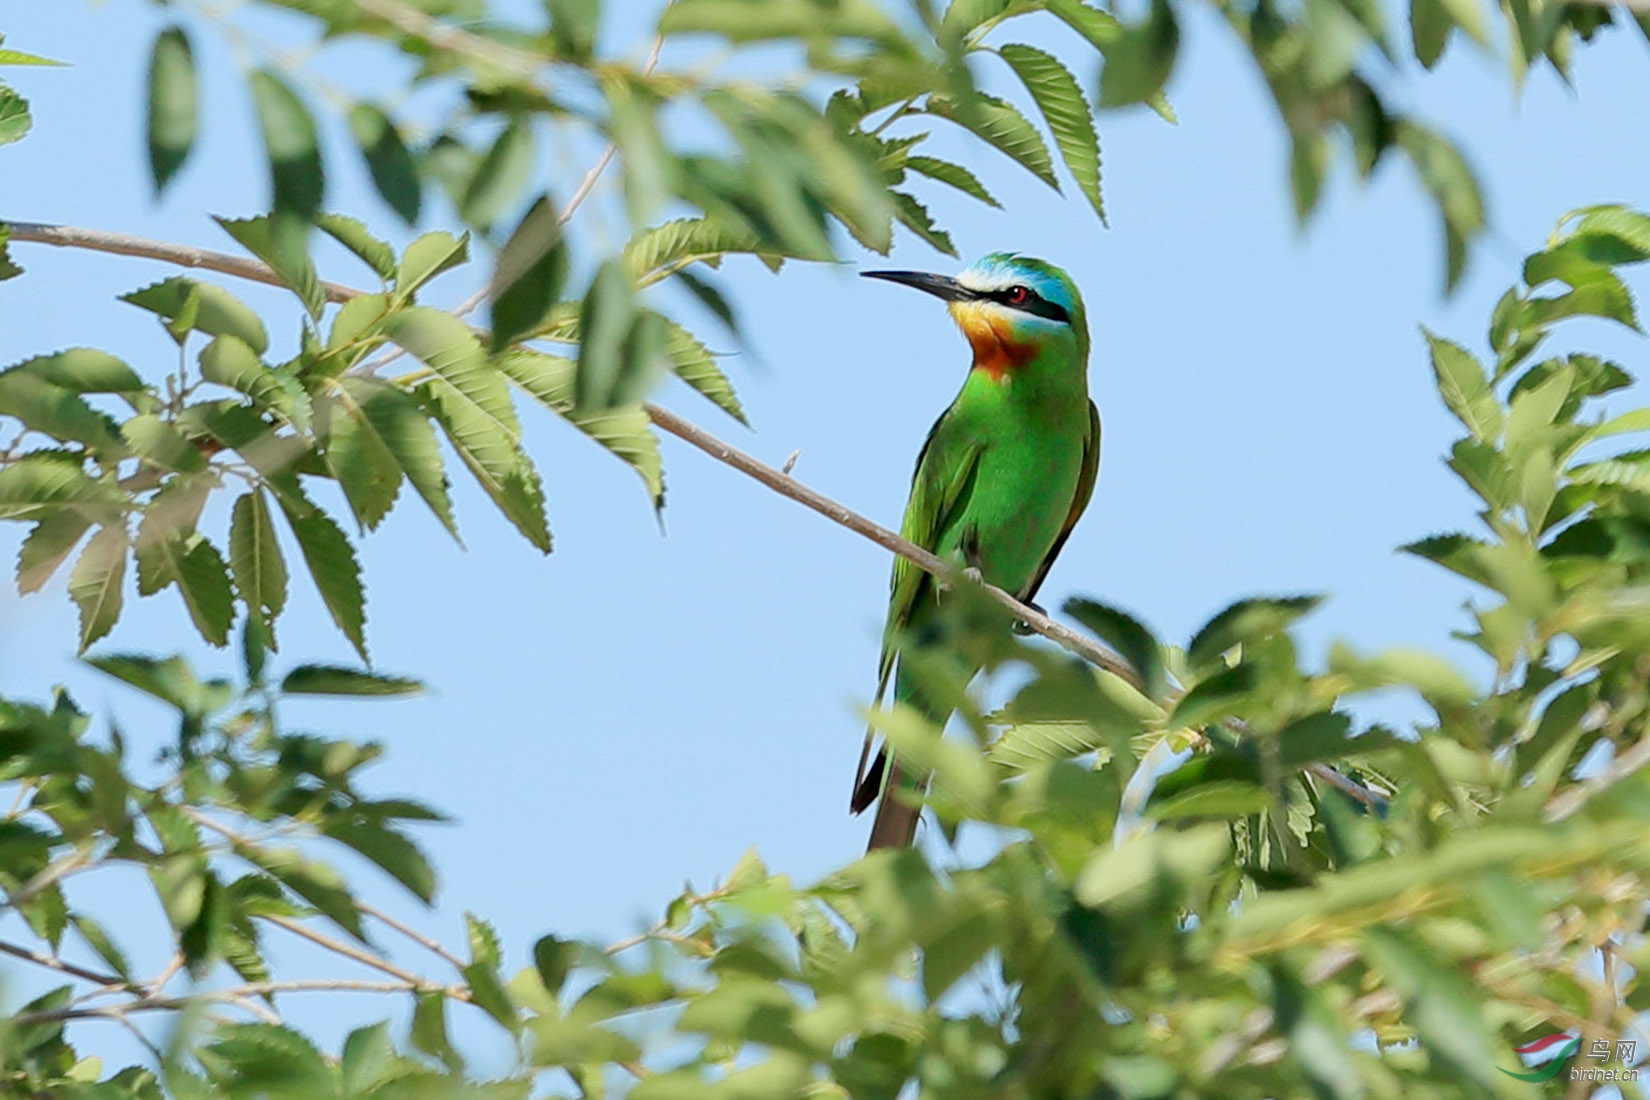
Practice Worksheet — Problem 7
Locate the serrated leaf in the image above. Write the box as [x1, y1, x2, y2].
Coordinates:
[249, 68, 323, 221]
[0, 367, 125, 454]
[320, 392, 402, 532]
[229, 490, 287, 638]
[1187, 595, 1322, 672]
[905, 155, 1000, 207]
[316, 213, 395, 280]
[135, 485, 235, 648]
[1046, 0, 1123, 49]
[16, 509, 91, 594]
[0, 453, 124, 521]
[199, 334, 307, 428]
[500, 349, 663, 505]
[282, 664, 422, 696]
[348, 102, 421, 225]
[146, 27, 197, 194]
[576, 260, 637, 413]
[395, 231, 470, 302]
[276, 490, 367, 662]
[321, 821, 435, 904]
[1397, 122, 1483, 291]
[663, 318, 746, 424]
[1065, 598, 1165, 700]
[68, 524, 128, 651]
[214, 215, 326, 320]
[891, 191, 956, 256]
[623, 217, 784, 283]
[0, 86, 31, 148]
[926, 92, 1058, 189]
[123, 413, 206, 473]
[338, 376, 457, 539]
[422, 378, 551, 552]
[122, 277, 270, 354]
[999, 43, 1105, 222]
[1425, 330, 1500, 440]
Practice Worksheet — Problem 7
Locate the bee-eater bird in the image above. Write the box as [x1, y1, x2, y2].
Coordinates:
[852, 254, 1100, 851]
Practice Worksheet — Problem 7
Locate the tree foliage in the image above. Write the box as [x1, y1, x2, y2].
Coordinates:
[1, 0, 1650, 1097]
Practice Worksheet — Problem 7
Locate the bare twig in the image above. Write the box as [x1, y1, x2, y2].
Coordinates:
[4, 221, 358, 304]
[1545, 731, 1650, 823]
[347, 0, 547, 80]
[358, 900, 467, 972]
[264, 913, 457, 995]
[10, 978, 453, 1027]
[0, 937, 130, 989]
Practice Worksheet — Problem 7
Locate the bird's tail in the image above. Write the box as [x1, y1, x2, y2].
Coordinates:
[851, 675, 934, 851]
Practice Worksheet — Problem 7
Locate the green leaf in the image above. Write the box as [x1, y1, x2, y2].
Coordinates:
[135, 487, 235, 648]
[500, 349, 664, 506]
[387, 310, 547, 550]
[394, 231, 470, 303]
[891, 191, 957, 256]
[548, 0, 601, 60]
[1097, 0, 1179, 107]
[320, 391, 403, 532]
[1361, 927, 1502, 1086]
[1424, 330, 1500, 440]
[146, 27, 197, 194]
[411, 991, 463, 1072]
[1065, 598, 1165, 700]
[1186, 595, 1322, 672]
[199, 334, 307, 428]
[0, 85, 31, 148]
[347, 102, 421, 225]
[316, 213, 396, 281]
[123, 414, 206, 473]
[576, 260, 637, 413]
[463, 913, 517, 1028]
[244, 845, 363, 939]
[68, 524, 128, 651]
[905, 155, 1000, 207]
[321, 820, 436, 903]
[0, 225, 21, 283]
[0, 452, 123, 521]
[491, 194, 569, 351]
[0, 367, 125, 454]
[214, 215, 326, 320]
[1046, 0, 1123, 49]
[999, 43, 1105, 222]
[122, 277, 270, 355]
[1147, 779, 1271, 821]
[1397, 122, 1483, 291]
[70, 914, 131, 983]
[16, 509, 91, 594]
[623, 217, 784, 283]
[460, 119, 534, 232]
[229, 490, 287, 639]
[249, 68, 324, 221]
[276, 490, 368, 662]
[338, 376, 457, 538]
[281, 665, 422, 697]
[926, 92, 1058, 190]
[663, 318, 747, 424]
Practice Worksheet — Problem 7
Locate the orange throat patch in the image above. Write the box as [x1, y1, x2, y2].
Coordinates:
[950, 303, 1036, 380]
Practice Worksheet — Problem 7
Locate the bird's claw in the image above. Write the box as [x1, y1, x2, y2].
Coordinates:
[1012, 599, 1046, 635]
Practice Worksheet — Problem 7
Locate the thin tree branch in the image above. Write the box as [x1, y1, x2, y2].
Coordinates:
[4, 221, 358, 304]
[643, 404, 1137, 681]
[10, 978, 455, 1026]
[347, 0, 548, 80]
[0, 937, 130, 989]
[357, 901, 467, 972]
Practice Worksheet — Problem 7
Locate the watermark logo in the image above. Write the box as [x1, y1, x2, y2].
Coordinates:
[1500, 1033, 1638, 1084]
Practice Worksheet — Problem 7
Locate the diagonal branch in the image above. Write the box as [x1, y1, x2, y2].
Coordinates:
[2, 218, 1135, 681]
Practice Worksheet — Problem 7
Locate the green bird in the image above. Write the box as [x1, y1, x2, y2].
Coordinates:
[852, 253, 1101, 850]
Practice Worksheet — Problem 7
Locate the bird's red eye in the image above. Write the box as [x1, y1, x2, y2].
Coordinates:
[1006, 285, 1030, 305]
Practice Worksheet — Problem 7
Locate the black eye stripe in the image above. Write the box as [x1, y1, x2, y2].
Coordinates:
[982, 286, 1070, 323]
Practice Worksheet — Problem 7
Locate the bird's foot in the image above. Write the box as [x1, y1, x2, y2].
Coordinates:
[1012, 599, 1046, 635]
[937, 565, 985, 593]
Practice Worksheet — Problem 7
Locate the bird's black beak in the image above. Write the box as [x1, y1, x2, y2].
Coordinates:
[861, 270, 974, 302]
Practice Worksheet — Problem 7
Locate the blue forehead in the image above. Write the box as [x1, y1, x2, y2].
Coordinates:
[962, 252, 1077, 315]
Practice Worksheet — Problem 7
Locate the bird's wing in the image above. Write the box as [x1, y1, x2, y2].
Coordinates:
[1019, 398, 1101, 606]
[852, 410, 985, 811]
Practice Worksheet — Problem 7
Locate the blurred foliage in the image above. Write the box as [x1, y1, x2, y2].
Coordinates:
[3, 0, 1650, 1097]
[0, 207, 1649, 1096]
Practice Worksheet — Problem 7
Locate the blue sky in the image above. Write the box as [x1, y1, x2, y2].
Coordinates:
[2, 0, 1649, 1076]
